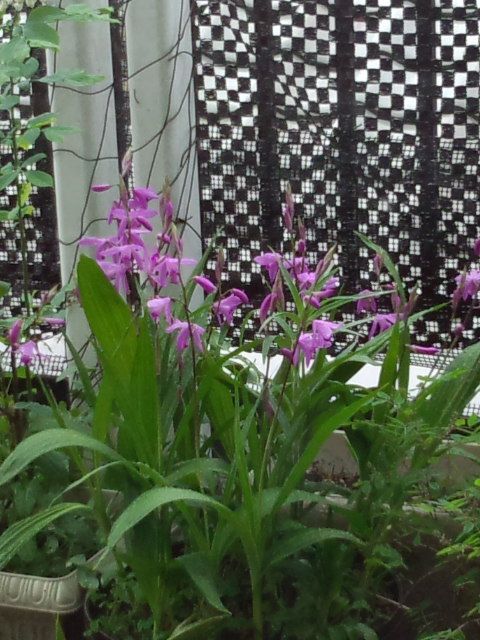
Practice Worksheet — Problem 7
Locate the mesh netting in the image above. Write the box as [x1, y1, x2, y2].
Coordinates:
[192, 0, 480, 347]
[0, 13, 60, 320]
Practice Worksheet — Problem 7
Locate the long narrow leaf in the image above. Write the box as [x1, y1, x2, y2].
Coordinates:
[0, 429, 123, 487]
[0, 503, 90, 569]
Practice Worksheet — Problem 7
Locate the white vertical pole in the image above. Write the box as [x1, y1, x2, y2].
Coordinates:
[125, 0, 202, 264]
[47, 0, 119, 357]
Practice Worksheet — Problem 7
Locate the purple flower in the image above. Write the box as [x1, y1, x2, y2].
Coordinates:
[303, 277, 339, 308]
[368, 313, 397, 339]
[213, 293, 246, 325]
[454, 323, 465, 338]
[194, 275, 217, 295]
[98, 261, 130, 295]
[43, 317, 66, 328]
[409, 345, 440, 356]
[259, 292, 279, 324]
[160, 194, 174, 229]
[166, 320, 205, 353]
[356, 289, 377, 314]
[230, 288, 249, 304]
[149, 256, 197, 287]
[147, 297, 172, 324]
[18, 341, 38, 365]
[91, 184, 113, 193]
[373, 253, 384, 276]
[254, 252, 282, 283]
[290, 320, 341, 366]
[453, 270, 480, 307]
[284, 257, 306, 278]
[474, 238, 480, 257]
[297, 270, 316, 291]
[132, 187, 158, 209]
[8, 319, 22, 347]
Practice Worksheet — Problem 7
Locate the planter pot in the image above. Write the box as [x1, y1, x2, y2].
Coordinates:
[0, 563, 87, 640]
[0, 492, 121, 640]
[316, 430, 480, 487]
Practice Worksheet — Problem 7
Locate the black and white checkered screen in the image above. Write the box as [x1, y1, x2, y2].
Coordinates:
[192, 0, 480, 348]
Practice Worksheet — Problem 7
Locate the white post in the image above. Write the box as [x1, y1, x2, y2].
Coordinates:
[125, 0, 202, 264]
[48, 0, 119, 357]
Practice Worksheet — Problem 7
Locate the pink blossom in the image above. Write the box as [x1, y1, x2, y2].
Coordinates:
[259, 292, 279, 324]
[303, 277, 339, 308]
[194, 276, 217, 295]
[368, 313, 397, 339]
[230, 288, 249, 304]
[409, 345, 440, 356]
[18, 341, 38, 365]
[149, 256, 197, 288]
[132, 187, 158, 209]
[474, 238, 480, 257]
[43, 317, 66, 328]
[453, 270, 480, 307]
[98, 261, 130, 295]
[147, 297, 172, 324]
[254, 252, 282, 283]
[284, 257, 306, 278]
[290, 320, 341, 366]
[91, 184, 113, 193]
[356, 289, 377, 314]
[8, 319, 22, 347]
[166, 320, 205, 353]
[213, 293, 245, 325]
[373, 254, 384, 276]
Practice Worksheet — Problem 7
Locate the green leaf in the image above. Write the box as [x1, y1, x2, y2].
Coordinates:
[0, 95, 20, 110]
[108, 487, 231, 549]
[43, 125, 79, 143]
[0, 429, 123, 488]
[0, 208, 19, 221]
[166, 616, 228, 640]
[267, 527, 363, 566]
[17, 128, 41, 149]
[77, 255, 136, 387]
[64, 334, 96, 408]
[0, 280, 10, 297]
[55, 616, 67, 640]
[0, 503, 90, 570]
[25, 170, 53, 188]
[166, 458, 229, 485]
[27, 112, 56, 129]
[0, 169, 18, 191]
[40, 69, 104, 88]
[0, 38, 29, 64]
[27, 6, 65, 22]
[177, 552, 230, 613]
[274, 391, 377, 512]
[23, 20, 60, 50]
[22, 152, 47, 167]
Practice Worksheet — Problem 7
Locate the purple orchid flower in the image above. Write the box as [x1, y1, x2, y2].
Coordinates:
[368, 312, 397, 339]
[230, 288, 249, 304]
[213, 293, 246, 325]
[98, 261, 130, 295]
[453, 270, 480, 307]
[166, 320, 205, 352]
[194, 275, 217, 295]
[132, 187, 158, 209]
[356, 289, 378, 314]
[474, 238, 480, 257]
[254, 252, 282, 283]
[149, 256, 197, 288]
[43, 317, 66, 328]
[8, 319, 22, 348]
[303, 277, 340, 308]
[409, 345, 440, 356]
[259, 292, 279, 324]
[373, 253, 384, 276]
[147, 297, 173, 324]
[91, 184, 113, 193]
[18, 341, 38, 365]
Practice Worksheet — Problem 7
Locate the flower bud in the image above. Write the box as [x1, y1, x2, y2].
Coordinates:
[215, 248, 225, 284]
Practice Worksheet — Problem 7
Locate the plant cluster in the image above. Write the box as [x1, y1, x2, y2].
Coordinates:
[1, 5, 480, 640]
